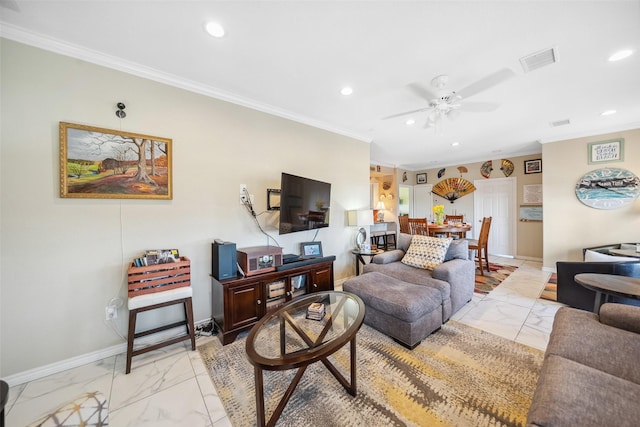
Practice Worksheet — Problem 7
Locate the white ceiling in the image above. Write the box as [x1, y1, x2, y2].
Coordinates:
[2, 1, 639, 170]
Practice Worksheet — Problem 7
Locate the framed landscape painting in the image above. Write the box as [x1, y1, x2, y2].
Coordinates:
[60, 122, 172, 199]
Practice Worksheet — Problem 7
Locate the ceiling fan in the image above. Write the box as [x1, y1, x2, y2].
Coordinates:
[384, 68, 516, 130]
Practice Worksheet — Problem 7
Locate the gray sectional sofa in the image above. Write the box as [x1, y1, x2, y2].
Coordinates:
[343, 233, 475, 348]
[527, 303, 640, 426]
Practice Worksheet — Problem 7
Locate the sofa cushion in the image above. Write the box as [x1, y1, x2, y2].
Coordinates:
[584, 249, 639, 262]
[444, 239, 469, 261]
[343, 272, 442, 322]
[397, 232, 412, 252]
[401, 235, 452, 270]
[526, 354, 640, 427]
[546, 306, 640, 384]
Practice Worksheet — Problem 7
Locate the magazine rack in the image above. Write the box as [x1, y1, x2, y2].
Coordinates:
[126, 257, 195, 373]
[127, 257, 191, 297]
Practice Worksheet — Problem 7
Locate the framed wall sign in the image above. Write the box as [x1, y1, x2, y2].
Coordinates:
[523, 184, 542, 204]
[60, 122, 172, 199]
[588, 139, 624, 164]
[519, 205, 543, 222]
[524, 159, 542, 174]
[416, 173, 427, 184]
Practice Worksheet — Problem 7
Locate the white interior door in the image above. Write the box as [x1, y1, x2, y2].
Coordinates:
[473, 177, 516, 257]
[413, 184, 433, 219]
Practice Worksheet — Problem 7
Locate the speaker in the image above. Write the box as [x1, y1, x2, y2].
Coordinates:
[212, 241, 237, 280]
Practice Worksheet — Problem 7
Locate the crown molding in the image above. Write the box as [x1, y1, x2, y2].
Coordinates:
[0, 21, 371, 144]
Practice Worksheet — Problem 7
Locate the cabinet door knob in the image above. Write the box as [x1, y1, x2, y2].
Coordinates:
[313, 283, 318, 288]
[257, 299, 262, 305]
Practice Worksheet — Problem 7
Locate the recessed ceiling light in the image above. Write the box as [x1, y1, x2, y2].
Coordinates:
[608, 49, 633, 62]
[405, 118, 416, 126]
[601, 110, 617, 116]
[451, 142, 460, 147]
[340, 86, 353, 96]
[205, 22, 225, 38]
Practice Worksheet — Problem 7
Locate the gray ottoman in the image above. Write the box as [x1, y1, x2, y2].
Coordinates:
[343, 272, 443, 349]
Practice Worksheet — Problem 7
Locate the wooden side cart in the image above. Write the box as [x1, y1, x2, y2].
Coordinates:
[126, 257, 196, 374]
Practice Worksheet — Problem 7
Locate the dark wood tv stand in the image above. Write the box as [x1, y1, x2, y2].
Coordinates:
[211, 256, 335, 345]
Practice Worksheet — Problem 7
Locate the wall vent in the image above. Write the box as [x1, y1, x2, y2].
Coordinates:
[520, 47, 558, 73]
[549, 119, 570, 127]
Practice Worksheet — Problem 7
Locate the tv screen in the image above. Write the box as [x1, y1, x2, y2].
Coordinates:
[279, 173, 331, 235]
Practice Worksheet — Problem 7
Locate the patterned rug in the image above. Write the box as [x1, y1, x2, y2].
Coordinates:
[540, 273, 557, 302]
[474, 263, 518, 294]
[199, 321, 543, 427]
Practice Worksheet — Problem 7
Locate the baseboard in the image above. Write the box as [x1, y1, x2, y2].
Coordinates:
[3, 317, 212, 387]
[515, 255, 543, 262]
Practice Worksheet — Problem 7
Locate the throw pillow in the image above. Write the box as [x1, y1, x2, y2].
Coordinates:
[402, 235, 453, 270]
[584, 249, 639, 263]
[444, 239, 469, 261]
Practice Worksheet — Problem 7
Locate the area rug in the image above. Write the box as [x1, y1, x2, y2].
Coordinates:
[474, 263, 518, 294]
[199, 321, 543, 427]
[540, 273, 557, 302]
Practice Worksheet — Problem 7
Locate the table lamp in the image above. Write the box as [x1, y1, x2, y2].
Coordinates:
[348, 209, 374, 249]
[376, 201, 386, 222]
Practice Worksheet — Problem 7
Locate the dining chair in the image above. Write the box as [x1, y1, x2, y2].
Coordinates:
[408, 218, 427, 235]
[466, 216, 492, 275]
[445, 215, 465, 238]
[399, 215, 410, 234]
[413, 225, 429, 236]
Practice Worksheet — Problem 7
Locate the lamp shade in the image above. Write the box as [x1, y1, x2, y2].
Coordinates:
[376, 201, 386, 210]
[347, 209, 374, 227]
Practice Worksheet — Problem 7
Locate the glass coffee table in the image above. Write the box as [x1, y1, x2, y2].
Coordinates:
[245, 291, 365, 427]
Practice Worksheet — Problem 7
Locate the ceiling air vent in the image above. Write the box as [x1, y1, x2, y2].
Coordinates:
[549, 119, 570, 127]
[520, 47, 558, 73]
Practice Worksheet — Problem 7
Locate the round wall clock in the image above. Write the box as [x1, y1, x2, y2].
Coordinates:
[575, 167, 640, 209]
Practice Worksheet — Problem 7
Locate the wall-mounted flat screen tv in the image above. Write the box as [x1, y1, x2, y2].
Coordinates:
[279, 173, 331, 235]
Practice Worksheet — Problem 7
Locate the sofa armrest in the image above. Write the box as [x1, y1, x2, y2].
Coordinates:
[432, 259, 475, 288]
[599, 303, 640, 335]
[372, 249, 405, 264]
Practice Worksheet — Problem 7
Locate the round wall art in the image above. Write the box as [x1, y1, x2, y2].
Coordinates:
[575, 167, 640, 209]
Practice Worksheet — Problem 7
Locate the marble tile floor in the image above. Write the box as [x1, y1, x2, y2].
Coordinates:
[5, 256, 564, 426]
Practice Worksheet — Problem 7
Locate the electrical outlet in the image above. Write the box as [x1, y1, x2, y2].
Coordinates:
[105, 305, 117, 321]
[240, 184, 248, 205]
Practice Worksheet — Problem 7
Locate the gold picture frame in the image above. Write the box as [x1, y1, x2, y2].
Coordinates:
[60, 122, 172, 199]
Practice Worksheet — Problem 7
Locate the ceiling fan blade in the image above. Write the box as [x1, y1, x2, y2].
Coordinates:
[460, 102, 501, 112]
[408, 82, 439, 102]
[382, 106, 432, 120]
[455, 68, 515, 99]
[446, 109, 461, 120]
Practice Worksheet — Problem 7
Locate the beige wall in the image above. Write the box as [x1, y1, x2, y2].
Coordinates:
[543, 129, 640, 269]
[0, 39, 370, 377]
[417, 154, 544, 259]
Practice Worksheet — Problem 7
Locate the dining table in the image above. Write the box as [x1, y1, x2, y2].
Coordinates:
[427, 223, 472, 237]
